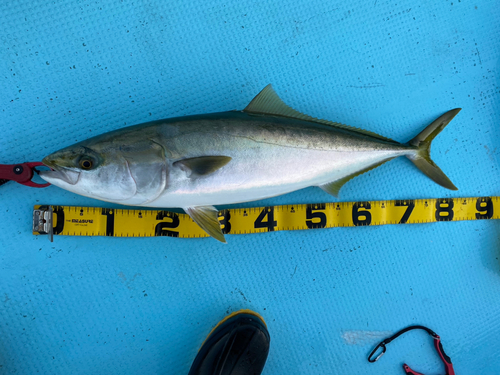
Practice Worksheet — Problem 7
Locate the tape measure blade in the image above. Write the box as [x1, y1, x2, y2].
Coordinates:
[32, 196, 498, 239]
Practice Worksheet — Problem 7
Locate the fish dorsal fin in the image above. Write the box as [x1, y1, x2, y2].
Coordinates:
[244, 84, 395, 142]
[173, 156, 231, 178]
[319, 158, 396, 197]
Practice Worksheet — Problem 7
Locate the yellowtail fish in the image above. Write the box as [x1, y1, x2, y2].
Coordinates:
[40, 85, 460, 242]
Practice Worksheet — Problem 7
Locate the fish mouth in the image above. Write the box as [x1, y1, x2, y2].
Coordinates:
[39, 158, 80, 185]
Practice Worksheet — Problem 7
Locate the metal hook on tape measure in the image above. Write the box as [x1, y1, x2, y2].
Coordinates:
[33, 205, 54, 242]
[0, 162, 51, 188]
[368, 325, 455, 375]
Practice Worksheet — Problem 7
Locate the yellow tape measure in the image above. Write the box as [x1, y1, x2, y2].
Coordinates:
[32, 196, 498, 240]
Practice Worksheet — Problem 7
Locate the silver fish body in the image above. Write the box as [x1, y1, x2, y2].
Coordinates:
[138, 112, 410, 207]
[40, 85, 460, 242]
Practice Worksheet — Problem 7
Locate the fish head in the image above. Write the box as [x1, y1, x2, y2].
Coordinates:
[40, 134, 168, 204]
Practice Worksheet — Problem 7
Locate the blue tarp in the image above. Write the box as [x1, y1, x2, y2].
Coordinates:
[1, 1, 499, 373]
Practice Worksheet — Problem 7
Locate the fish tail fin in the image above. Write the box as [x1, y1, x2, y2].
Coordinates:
[406, 108, 461, 190]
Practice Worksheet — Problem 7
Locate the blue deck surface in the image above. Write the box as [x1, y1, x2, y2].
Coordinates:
[1, 1, 499, 374]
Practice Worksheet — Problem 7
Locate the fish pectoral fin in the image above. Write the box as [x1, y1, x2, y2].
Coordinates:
[174, 156, 232, 178]
[184, 205, 226, 243]
[319, 159, 395, 198]
[244, 84, 395, 142]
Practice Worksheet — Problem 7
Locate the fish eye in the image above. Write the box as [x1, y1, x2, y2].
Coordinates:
[80, 158, 93, 170]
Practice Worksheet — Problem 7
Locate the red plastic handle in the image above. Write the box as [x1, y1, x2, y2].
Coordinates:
[403, 336, 455, 375]
[433, 336, 455, 375]
[0, 162, 50, 188]
[403, 364, 425, 375]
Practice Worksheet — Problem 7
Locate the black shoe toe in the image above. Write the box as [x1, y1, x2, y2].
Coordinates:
[188, 310, 270, 375]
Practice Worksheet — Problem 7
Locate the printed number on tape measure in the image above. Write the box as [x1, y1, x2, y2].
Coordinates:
[33, 196, 499, 239]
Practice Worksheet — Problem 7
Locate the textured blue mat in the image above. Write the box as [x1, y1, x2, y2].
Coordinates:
[1, 1, 499, 374]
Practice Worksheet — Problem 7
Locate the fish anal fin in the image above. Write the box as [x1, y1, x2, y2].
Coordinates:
[184, 205, 226, 243]
[174, 156, 231, 178]
[319, 158, 395, 198]
[319, 179, 348, 198]
[244, 84, 396, 142]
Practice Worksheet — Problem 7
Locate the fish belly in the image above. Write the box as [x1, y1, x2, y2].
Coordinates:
[147, 145, 406, 208]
